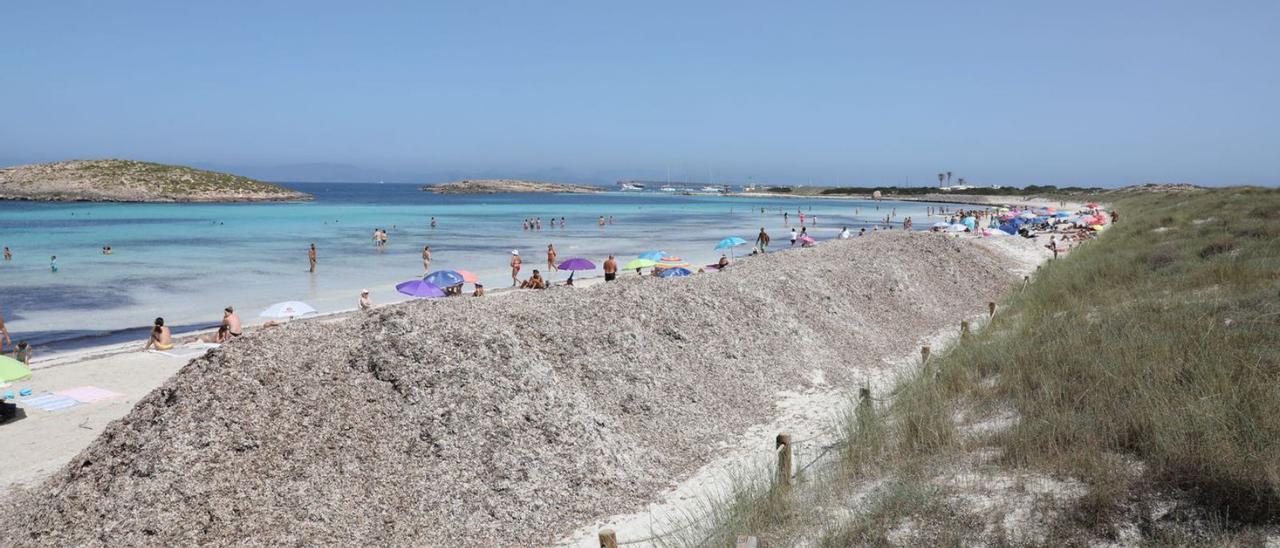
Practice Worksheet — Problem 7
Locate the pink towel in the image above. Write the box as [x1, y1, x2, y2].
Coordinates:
[55, 386, 124, 403]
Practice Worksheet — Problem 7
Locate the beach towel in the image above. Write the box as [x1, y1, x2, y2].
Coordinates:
[20, 393, 81, 412]
[149, 343, 219, 358]
[56, 386, 124, 403]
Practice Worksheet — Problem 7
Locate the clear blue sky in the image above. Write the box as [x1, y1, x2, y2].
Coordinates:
[2, 1, 1277, 186]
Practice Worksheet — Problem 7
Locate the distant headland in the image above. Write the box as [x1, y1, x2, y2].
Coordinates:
[421, 179, 603, 194]
[0, 159, 312, 203]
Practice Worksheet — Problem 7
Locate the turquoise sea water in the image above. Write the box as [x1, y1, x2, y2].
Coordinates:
[0, 184, 942, 355]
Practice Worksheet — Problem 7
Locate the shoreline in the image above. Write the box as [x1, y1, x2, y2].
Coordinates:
[726, 191, 1085, 210]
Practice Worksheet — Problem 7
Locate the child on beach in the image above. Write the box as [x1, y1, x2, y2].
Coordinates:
[12, 341, 32, 366]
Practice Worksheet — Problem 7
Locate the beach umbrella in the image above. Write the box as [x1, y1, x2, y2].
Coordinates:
[658, 267, 693, 278]
[1055, 211, 1071, 218]
[623, 258, 657, 270]
[0, 355, 32, 382]
[654, 256, 692, 269]
[556, 257, 596, 271]
[454, 269, 479, 283]
[425, 270, 464, 287]
[395, 279, 446, 298]
[260, 301, 316, 318]
[714, 237, 747, 250]
[638, 250, 667, 261]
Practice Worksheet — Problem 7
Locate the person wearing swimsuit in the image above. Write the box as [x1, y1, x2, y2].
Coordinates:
[145, 317, 173, 351]
[510, 250, 522, 286]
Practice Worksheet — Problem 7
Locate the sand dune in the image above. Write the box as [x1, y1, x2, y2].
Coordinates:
[0, 232, 1020, 546]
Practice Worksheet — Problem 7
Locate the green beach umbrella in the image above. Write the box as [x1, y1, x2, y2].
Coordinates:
[0, 355, 32, 383]
[623, 258, 657, 270]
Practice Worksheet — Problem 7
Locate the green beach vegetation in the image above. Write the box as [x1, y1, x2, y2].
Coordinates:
[663, 186, 1280, 545]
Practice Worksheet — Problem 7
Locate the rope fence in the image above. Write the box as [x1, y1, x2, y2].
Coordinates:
[596, 317, 990, 546]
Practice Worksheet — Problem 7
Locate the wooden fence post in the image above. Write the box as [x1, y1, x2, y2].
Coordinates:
[599, 529, 617, 548]
[988, 301, 997, 318]
[776, 433, 792, 487]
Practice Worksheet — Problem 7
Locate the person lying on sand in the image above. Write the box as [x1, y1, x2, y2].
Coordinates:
[144, 317, 173, 351]
[718, 255, 729, 269]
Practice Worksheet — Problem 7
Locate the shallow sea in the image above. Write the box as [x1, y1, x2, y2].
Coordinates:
[0, 183, 946, 355]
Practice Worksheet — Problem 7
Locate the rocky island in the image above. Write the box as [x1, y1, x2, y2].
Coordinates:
[422, 178, 603, 194]
[0, 159, 312, 202]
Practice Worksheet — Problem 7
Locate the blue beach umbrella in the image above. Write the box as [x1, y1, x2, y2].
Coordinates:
[658, 267, 693, 278]
[715, 236, 749, 258]
[425, 270, 464, 287]
[714, 237, 747, 250]
[638, 250, 667, 261]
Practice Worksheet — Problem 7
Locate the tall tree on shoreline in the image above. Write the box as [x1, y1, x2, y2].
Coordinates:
[946, 171, 952, 186]
[937, 173, 944, 187]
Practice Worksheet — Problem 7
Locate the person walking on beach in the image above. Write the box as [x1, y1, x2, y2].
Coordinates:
[756, 227, 770, 253]
[143, 317, 173, 351]
[308, 244, 317, 272]
[422, 245, 432, 273]
[510, 250, 522, 286]
[790, 228, 797, 246]
[783, 212, 789, 225]
[547, 244, 558, 271]
[359, 289, 373, 310]
[0, 311, 10, 352]
[603, 255, 618, 281]
[50, 256, 58, 273]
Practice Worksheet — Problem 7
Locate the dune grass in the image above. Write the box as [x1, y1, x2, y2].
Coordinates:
[679, 187, 1280, 544]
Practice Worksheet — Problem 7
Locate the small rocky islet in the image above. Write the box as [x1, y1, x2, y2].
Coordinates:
[0, 159, 311, 203]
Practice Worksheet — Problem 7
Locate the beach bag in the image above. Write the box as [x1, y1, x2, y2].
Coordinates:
[1, 400, 23, 424]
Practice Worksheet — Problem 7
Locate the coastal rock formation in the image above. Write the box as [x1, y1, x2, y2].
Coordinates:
[0, 159, 311, 202]
[0, 233, 1018, 546]
[423, 178, 603, 194]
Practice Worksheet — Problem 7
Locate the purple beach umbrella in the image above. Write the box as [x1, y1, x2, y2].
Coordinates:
[396, 279, 446, 298]
[556, 257, 596, 271]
